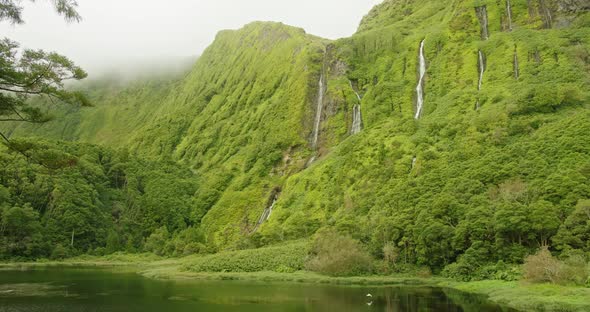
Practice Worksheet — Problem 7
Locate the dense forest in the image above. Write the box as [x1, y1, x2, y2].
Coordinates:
[0, 140, 203, 259]
[2, 0, 590, 282]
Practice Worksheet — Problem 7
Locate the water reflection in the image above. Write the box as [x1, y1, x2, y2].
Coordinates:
[0, 267, 517, 312]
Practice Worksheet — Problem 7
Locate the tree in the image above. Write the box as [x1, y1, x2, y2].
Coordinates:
[0, 204, 45, 257]
[0, 0, 88, 143]
[554, 199, 590, 254]
[1, 0, 81, 24]
[306, 229, 373, 276]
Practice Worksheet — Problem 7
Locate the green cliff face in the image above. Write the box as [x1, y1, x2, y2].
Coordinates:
[3, 1, 590, 270]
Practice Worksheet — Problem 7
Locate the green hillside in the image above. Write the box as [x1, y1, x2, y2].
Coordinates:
[2, 0, 590, 280]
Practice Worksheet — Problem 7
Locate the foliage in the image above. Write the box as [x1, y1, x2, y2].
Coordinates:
[443, 260, 521, 282]
[0, 139, 199, 260]
[182, 240, 309, 273]
[1, 0, 81, 24]
[0, 0, 87, 144]
[305, 229, 373, 276]
[447, 279, 590, 312]
[523, 246, 589, 285]
[0, 0, 589, 286]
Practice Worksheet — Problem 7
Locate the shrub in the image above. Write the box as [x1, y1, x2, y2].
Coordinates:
[144, 226, 169, 256]
[183, 240, 309, 273]
[105, 230, 121, 254]
[523, 247, 563, 283]
[93, 247, 106, 256]
[443, 260, 522, 282]
[305, 229, 373, 276]
[383, 241, 399, 266]
[523, 247, 589, 285]
[561, 255, 589, 285]
[442, 262, 472, 282]
[182, 242, 206, 256]
[50, 244, 69, 260]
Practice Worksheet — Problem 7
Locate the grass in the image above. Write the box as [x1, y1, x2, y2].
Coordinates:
[441, 280, 590, 312]
[0, 253, 163, 269]
[141, 266, 433, 286]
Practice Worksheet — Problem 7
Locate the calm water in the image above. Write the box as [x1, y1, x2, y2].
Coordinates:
[0, 267, 516, 312]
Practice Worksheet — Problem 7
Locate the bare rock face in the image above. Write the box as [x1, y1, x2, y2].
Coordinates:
[557, 0, 590, 13]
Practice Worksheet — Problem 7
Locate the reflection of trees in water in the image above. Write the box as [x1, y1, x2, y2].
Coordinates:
[0, 269, 514, 312]
[310, 286, 512, 312]
[442, 288, 519, 312]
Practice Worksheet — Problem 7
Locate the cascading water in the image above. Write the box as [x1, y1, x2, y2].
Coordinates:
[478, 50, 486, 91]
[264, 196, 277, 221]
[311, 71, 325, 149]
[411, 156, 417, 170]
[351, 105, 362, 135]
[349, 80, 363, 135]
[350, 80, 362, 102]
[252, 192, 280, 232]
[539, 0, 553, 28]
[475, 50, 486, 111]
[415, 40, 426, 120]
[475, 6, 490, 40]
[506, 0, 513, 31]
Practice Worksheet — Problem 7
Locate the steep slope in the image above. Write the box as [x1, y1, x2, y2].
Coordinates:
[3, 0, 590, 272]
[135, 22, 327, 244]
[5, 22, 328, 246]
[258, 0, 590, 271]
[5, 76, 181, 146]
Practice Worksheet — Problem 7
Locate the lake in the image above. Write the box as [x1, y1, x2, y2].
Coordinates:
[0, 267, 516, 311]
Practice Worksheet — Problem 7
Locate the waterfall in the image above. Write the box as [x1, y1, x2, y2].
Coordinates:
[349, 80, 362, 102]
[252, 193, 279, 232]
[305, 156, 316, 168]
[411, 156, 417, 169]
[311, 71, 325, 149]
[264, 197, 277, 221]
[475, 6, 490, 40]
[478, 50, 486, 91]
[351, 105, 362, 135]
[539, 0, 553, 28]
[514, 48, 520, 79]
[349, 80, 363, 135]
[415, 40, 426, 120]
[506, 0, 513, 31]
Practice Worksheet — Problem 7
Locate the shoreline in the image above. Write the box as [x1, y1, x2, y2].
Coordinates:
[1, 258, 589, 312]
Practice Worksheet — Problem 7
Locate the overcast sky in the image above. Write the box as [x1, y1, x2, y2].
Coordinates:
[0, 0, 383, 76]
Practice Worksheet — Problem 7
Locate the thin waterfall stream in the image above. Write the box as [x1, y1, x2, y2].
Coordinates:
[415, 40, 426, 119]
[252, 192, 280, 233]
[475, 6, 490, 40]
[478, 50, 485, 91]
[476, 50, 486, 110]
[349, 80, 363, 135]
[311, 71, 325, 149]
[307, 52, 327, 167]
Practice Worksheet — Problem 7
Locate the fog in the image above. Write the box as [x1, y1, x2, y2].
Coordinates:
[0, 0, 383, 77]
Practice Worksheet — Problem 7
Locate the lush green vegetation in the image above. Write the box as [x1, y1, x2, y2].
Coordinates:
[0, 140, 202, 260]
[182, 240, 309, 273]
[444, 279, 590, 312]
[1, 1, 589, 304]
